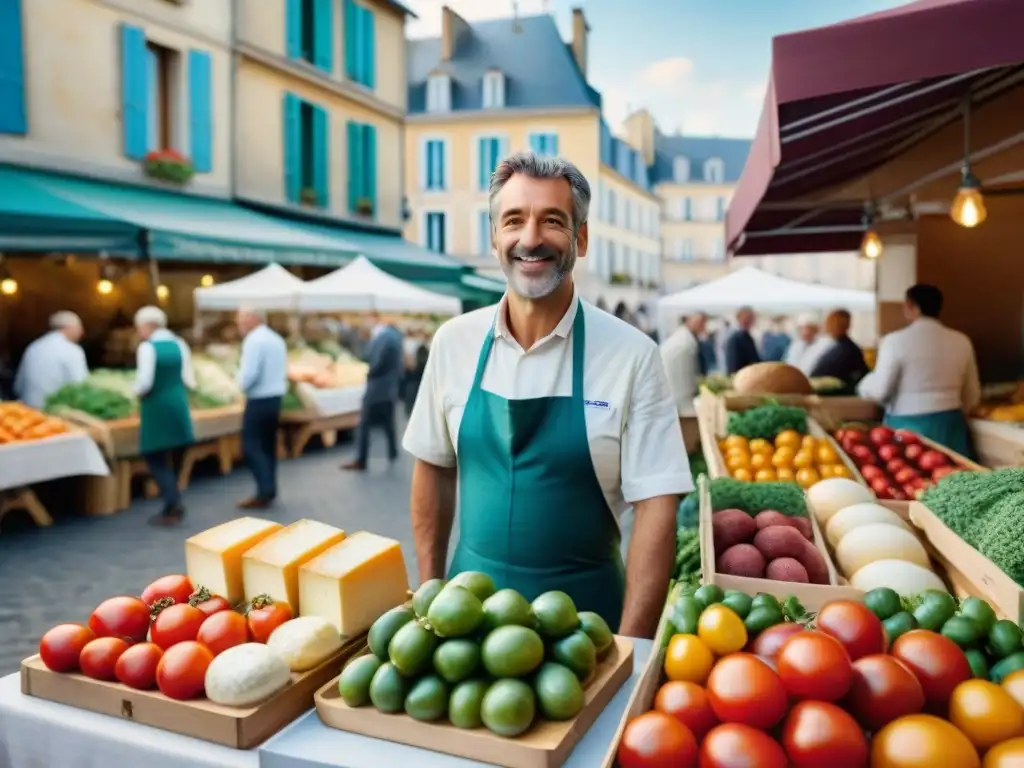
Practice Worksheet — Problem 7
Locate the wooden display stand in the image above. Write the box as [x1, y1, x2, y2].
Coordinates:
[0, 487, 54, 530]
[279, 409, 360, 459]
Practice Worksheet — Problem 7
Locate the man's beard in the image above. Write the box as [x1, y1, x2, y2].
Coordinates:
[499, 242, 575, 300]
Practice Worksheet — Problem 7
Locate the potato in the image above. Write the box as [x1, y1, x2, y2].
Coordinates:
[754, 510, 813, 540]
[765, 558, 809, 583]
[718, 544, 766, 578]
[752, 527, 830, 584]
[712, 509, 757, 552]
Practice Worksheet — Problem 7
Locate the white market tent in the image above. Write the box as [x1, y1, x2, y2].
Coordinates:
[194, 263, 306, 311]
[297, 255, 461, 314]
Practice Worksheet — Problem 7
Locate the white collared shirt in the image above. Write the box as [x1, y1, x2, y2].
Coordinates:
[660, 326, 702, 416]
[14, 331, 89, 409]
[786, 335, 834, 375]
[238, 324, 288, 399]
[134, 329, 196, 397]
[403, 290, 693, 518]
[858, 317, 981, 416]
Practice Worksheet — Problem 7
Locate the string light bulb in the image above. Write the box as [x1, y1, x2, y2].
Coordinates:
[97, 279, 113, 295]
[950, 172, 987, 228]
[200, 274, 215, 287]
[860, 229, 883, 260]
[0, 277, 17, 295]
[156, 284, 170, 301]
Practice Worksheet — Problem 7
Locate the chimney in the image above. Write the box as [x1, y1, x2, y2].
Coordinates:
[571, 7, 589, 77]
[441, 6, 469, 61]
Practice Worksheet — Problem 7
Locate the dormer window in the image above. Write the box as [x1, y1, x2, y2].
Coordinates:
[482, 70, 505, 109]
[426, 73, 451, 113]
[704, 157, 725, 183]
[673, 156, 690, 183]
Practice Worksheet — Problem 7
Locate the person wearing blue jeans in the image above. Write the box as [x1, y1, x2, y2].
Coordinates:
[235, 308, 288, 509]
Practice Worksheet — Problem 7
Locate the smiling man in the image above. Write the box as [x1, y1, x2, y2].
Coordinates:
[403, 151, 692, 638]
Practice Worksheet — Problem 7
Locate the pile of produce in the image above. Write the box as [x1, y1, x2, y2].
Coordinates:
[45, 382, 135, 420]
[720, 426, 854, 487]
[707, 475, 809, 518]
[698, 374, 732, 395]
[618, 594, 1024, 767]
[339, 572, 616, 736]
[287, 347, 368, 390]
[972, 382, 1024, 422]
[711, 504, 829, 584]
[834, 424, 970, 501]
[674, 525, 701, 584]
[725, 402, 808, 441]
[732, 362, 813, 396]
[0, 402, 69, 442]
[922, 469, 1024, 585]
[190, 356, 243, 407]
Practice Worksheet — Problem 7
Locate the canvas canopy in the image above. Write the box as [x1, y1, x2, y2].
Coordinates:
[193, 263, 306, 311]
[297, 255, 462, 314]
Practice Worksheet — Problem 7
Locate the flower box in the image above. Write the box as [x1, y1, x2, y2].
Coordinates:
[144, 150, 194, 185]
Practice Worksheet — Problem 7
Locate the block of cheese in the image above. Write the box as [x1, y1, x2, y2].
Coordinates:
[298, 531, 410, 637]
[242, 519, 346, 611]
[185, 517, 283, 604]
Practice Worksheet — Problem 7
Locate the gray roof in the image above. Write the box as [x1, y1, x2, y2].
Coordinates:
[650, 134, 752, 184]
[407, 15, 600, 113]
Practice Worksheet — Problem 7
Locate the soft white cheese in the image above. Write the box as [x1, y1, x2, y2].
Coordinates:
[204, 643, 291, 707]
[266, 616, 343, 672]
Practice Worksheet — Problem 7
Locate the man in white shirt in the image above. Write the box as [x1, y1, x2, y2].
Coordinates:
[660, 313, 707, 416]
[14, 311, 89, 409]
[403, 151, 692, 637]
[785, 313, 833, 375]
[235, 308, 288, 509]
[858, 284, 981, 457]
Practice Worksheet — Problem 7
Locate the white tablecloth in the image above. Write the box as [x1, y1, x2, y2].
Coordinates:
[295, 384, 366, 418]
[0, 674, 258, 768]
[0, 432, 109, 491]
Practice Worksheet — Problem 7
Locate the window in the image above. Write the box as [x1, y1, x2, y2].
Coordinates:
[344, 0, 375, 87]
[677, 197, 692, 221]
[300, 0, 315, 62]
[347, 121, 377, 216]
[283, 93, 328, 207]
[477, 209, 491, 255]
[0, 0, 26, 135]
[528, 132, 558, 156]
[287, 0, 333, 73]
[146, 42, 175, 152]
[607, 189, 616, 225]
[426, 73, 451, 113]
[587, 236, 600, 273]
[704, 157, 725, 183]
[673, 156, 690, 183]
[624, 199, 632, 231]
[477, 136, 505, 191]
[713, 237, 726, 261]
[715, 196, 726, 221]
[425, 212, 446, 253]
[482, 71, 505, 108]
[676, 238, 693, 261]
[609, 241, 619, 274]
[423, 139, 447, 191]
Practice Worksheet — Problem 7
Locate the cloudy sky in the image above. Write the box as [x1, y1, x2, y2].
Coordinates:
[403, 0, 909, 138]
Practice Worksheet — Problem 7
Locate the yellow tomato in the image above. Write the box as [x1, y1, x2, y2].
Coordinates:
[984, 737, 1024, 767]
[748, 438, 773, 456]
[750, 452, 771, 470]
[816, 443, 840, 465]
[1002, 670, 1024, 708]
[697, 605, 748, 656]
[871, 714, 980, 768]
[819, 464, 836, 479]
[664, 634, 715, 685]
[732, 467, 754, 482]
[795, 467, 820, 489]
[774, 429, 802, 450]
[831, 464, 854, 479]
[725, 453, 750, 473]
[793, 450, 814, 469]
[771, 446, 795, 469]
[776, 467, 795, 482]
[949, 679, 1024, 750]
[755, 468, 777, 482]
[723, 435, 748, 451]
[801, 434, 818, 450]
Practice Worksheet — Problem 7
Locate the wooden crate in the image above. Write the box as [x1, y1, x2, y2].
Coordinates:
[315, 637, 634, 768]
[970, 419, 1024, 468]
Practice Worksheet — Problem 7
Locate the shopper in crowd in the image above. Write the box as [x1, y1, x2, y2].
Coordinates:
[133, 306, 195, 527]
[724, 306, 760, 374]
[858, 284, 981, 458]
[13, 311, 89, 409]
[404, 151, 691, 637]
[403, 332, 430, 416]
[699, 323, 719, 374]
[785, 313, 832, 374]
[810, 309, 868, 394]
[341, 312, 404, 471]
[235, 307, 288, 510]
[760, 316, 791, 362]
[660, 313, 707, 414]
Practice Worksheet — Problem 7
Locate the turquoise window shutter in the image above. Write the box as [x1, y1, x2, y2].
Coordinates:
[363, 124, 377, 212]
[477, 138, 488, 191]
[313, 0, 333, 73]
[0, 0, 26, 135]
[312, 105, 330, 207]
[187, 50, 213, 173]
[283, 93, 302, 202]
[285, 0, 302, 59]
[120, 24, 148, 160]
[529, 134, 543, 155]
[346, 121, 363, 210]
[548, 134, 559, 156]
[360, 7, 375, 88]
[343, 0, 357, 80]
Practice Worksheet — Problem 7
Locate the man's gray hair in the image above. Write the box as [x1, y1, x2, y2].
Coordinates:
[49, 311, 82, 330]
[488, 151, 591, 233]
[134, 305, 168, 328]
[238, 305, 267, 321]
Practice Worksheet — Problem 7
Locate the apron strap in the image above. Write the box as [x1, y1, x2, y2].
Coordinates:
[570, 302, 586, 401]
[470, 321, 498, 392]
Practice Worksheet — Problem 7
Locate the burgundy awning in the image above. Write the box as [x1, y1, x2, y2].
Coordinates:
[728, 0, 1024, 256]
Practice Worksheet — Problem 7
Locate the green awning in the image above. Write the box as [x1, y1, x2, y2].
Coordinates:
[0, 167, 354, 265]
[462, 273, 506, 295]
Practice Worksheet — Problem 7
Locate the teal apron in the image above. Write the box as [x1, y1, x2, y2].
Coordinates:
[139, 339, 195, 455]
[450, 303, 626, 631]
[884, 409, 975, 461]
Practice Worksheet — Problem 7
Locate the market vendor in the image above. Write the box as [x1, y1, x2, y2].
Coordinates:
[660, 313, 707, 414]
[724, 307, 760, 374]
[857, 284, 981, 457]
[403, 152, 692, 638]
[785, 313, 833, 375]
[13, 311, 89, 409]
[133, 306, 195, 527]
[235, 307, 287, 509]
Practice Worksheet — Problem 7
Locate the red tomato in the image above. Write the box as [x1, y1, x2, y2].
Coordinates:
[39, 624, 95, 673]
[777, 631, 853, 702]
[705, 653, 788, 730]
[816, 600, 887, 661]
[114, 642, 163, 690]
[845, 653, 925, 730]
[140, 574, 194, 608]
[780, 700, 869, 768]
[150, 603, 207, 650]
[749, 622, 805, 665]
[189, 588, 231, 617]
[890, 630, 972, 707]
[654, 680, 718, 740]
[79, 637, 130, 680]
[246, 595, 293, 644]
[156, 641, 214, 700]
[617, 711, 698, 768]
[88, 596, 151, 642]
[699, 723, 788, 768]
[196, 610, 250, 656]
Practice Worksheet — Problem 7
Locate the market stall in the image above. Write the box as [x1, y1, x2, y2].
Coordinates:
[192, 262, 306, 312]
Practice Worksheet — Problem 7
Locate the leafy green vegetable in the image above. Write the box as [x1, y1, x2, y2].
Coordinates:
[45, 383, 135, 421]
[688, 450, 708, 479]
[709, 476, 808, 518]
[281, 389, 303, 411]
[726, 402, 808, 440]
[673, 526, 701, 582]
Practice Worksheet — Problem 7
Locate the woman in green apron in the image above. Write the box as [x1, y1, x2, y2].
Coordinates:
[133, 306, 195, 526]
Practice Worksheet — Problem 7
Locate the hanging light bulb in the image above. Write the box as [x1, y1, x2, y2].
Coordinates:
[200, 273, 215, 287]
[950, 169, 987, 228]
[156, 284, 170, 301]
[97, 279, 113, 295]
[860, 230, 883, 260]
[0, 277, 17, 295]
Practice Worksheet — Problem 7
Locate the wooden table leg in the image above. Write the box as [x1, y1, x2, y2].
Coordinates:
[292, 425, 314, 458]
[217, 436, 235, 475]
[321, 429, 338, 449]
[0, 488, 54, 530]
